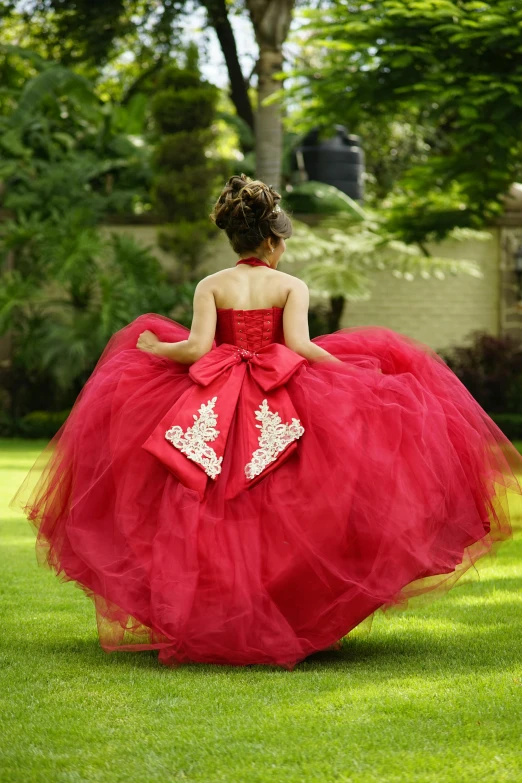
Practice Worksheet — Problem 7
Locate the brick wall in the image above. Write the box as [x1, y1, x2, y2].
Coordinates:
[338, 231, 501, 352]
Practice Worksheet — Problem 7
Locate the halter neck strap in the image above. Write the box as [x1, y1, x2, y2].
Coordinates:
[236, 257, 271, 268]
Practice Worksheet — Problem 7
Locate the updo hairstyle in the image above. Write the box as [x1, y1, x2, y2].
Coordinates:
[210, 174, 293, 255]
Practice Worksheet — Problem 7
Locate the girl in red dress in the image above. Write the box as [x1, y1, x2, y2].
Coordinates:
[12, 174, 522, 669]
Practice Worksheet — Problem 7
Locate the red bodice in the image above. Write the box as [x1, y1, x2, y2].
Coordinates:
[143, 303, 304, 500]
[215, 307, 285, 351]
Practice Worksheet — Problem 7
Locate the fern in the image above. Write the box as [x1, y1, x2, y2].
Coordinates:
[9, 66, 94, 128]
[283, 215, 484, 303]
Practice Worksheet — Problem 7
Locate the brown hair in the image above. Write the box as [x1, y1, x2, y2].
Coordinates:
[210, 173, 293, 254]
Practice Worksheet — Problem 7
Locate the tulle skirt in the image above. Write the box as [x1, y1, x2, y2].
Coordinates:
[12, 314, 522, 669]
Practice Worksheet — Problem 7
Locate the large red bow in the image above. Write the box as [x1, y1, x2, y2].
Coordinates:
[142, 343, 307, 499]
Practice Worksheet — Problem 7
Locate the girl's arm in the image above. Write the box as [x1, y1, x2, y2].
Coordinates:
[136, 279, 217, 365]
[283, 280, 342, 364]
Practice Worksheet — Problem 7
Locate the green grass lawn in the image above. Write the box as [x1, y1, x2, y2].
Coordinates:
[1, 438, 522, 783]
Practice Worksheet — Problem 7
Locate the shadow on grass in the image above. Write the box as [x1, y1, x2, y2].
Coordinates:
[13, 590, 521, 679]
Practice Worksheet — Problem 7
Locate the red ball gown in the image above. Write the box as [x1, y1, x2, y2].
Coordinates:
[13, 257, 522, 669]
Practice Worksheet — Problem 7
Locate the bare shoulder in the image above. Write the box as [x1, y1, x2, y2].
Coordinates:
[198, 267, 242, 287]
[282, 273, 309, 297]
[195, 271, 224, 292]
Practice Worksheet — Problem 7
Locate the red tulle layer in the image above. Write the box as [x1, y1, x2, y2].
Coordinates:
[12, 314, 522, 669]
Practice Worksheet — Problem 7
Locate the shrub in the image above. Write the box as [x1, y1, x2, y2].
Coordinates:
[0, 410, 16, 437]
[150, 87, 217, 135]
[152, 164, 217, 223]
[441, 331, 522, 415]
[150, 45, 223, 278]
[0, 225, 187, 419]
[18, 410, 71, 439]
[489, 413, 522, 441]
[153, 132, 213, 170]
[158, 220, 217, 274]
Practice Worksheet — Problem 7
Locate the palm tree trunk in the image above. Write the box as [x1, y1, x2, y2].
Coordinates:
[255, 46, 284, 188]
[246, 0, 295, 189]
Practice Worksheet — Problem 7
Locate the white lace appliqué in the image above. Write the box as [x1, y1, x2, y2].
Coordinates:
[245, 399, 304, 480]
[165, 396, 223, 480]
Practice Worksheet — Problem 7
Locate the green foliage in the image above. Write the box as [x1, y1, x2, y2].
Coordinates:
[0, 52, 193, 415]
[289, 0, 522, 241]
[158, 220, 217, 279]
[0, 1, 187, 69]
[0, 48, 236, 418]
[284, 212, 485, 303]
[382, 179, 481, 245]
[441, 330, 522, 414]
[490, 413, 522, 440]
[18, 409, 71, 439]
[153, 131, 213, 169]
[153, 165, 219, 223]
[216, 109, 255, 153]
[0, 45, 242, 427]
[352, 117, 432, 206]
[0, 221, 184, 416]
[284, 181, 367, 218]
[150, 63, 218, 134]
[0, 47, 154, 221]
[7, 64, 94, 127]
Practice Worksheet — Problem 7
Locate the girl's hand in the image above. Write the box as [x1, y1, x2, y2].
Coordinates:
[136, 330, 161, 355]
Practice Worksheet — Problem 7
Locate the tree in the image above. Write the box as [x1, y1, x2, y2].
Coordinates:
[3, 0, 302, 187]
[245, 0, 295, 187]
[0, 0, 186, 73]
[1, 1, 255, 127]
[287, 0, 522, 242]
[200, 0, 255, 132]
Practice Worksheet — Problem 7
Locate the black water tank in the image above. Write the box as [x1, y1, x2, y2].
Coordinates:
[293, 125, 365, 201]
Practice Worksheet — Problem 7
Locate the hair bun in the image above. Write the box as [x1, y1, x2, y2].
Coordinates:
[209, 172, 292, 254]
[211, 173, 282, 229]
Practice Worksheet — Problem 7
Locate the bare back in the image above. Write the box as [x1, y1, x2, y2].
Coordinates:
[183, 262, 337, 365]
[208, 265, 295, 311]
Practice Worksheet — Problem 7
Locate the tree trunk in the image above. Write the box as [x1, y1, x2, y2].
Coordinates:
[255, 46, 284, 188]
[202, 0, 255, 133]
[246, 0, 295, 189]
[328, 295, 345, 332]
